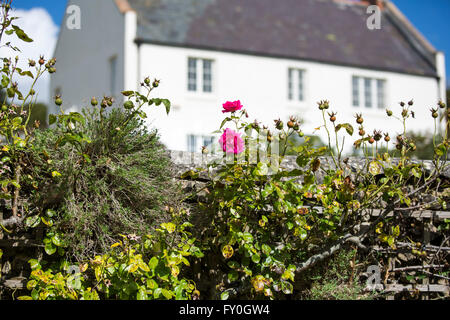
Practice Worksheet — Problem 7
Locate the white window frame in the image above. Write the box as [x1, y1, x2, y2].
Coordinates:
[352, 75, 387, 110]
[187, 134, 217, 153]
[288, 68, 305, 102]
[187, 57, 215, 94]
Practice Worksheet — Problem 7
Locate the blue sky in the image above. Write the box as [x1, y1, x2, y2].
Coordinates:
[10, 0, 450, 86]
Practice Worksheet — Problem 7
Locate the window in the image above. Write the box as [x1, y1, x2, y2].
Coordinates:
[187, 134, 197, 153]
[376, 79, 386, 109]
[288, 68, 305, 101]
[109, 55, 117, 95]
[364, 78, 372, 108]
[187, 135, 216, 153]
[188, 58, 214, 93]
[188, 58, 197, 92]
[352, 76, 359, 107]
[353, 76, 386, 109]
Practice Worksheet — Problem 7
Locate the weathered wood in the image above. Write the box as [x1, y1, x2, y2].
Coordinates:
[392, 264, 446, 272]
[0, 239, 43, 248]
[0, 277, 27, 290]
[366, 284, 450, 294]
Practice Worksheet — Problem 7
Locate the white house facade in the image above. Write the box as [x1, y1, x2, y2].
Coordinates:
[51, 0, 446, 154]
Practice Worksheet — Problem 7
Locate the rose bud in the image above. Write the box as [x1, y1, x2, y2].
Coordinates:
[368, 136, 375, 144]
[355, 113, 364, 124]
[386, 109, 393, 117]
[384, 133, 390, 142]
[400, 101, 405, 107]
[430, 108, 438, 118]
[328, 112, 337, 122]
[274, 119, 283, 130]
[373, 130, 382, 142]
[438, 101, 446, 109]
[54, 95, 62, 106]
[91, 97, 98, 106]
[152, 79, 160, 88]
[28, 59, 36, 67]
[408, 100, 414, 106]
[38, 56, 45, 65]
[359, 129, 365, 136]
[144, 77, 151, 86]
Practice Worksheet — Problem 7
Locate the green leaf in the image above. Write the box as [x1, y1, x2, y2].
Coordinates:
[369, 161, 382, 176]
[137, 287, 148, 300]
[51, 234, 62, 247]
[121, 90, 134, 97]
[25, 215, 40, 228]
[162, 99, 171, 115]
[161, 289, 173, 300]
[251, 253, 261, 264]
[254, 162, 268, 176]
[262, 244, 271, 255]
[12, 25, 33, 42]
[153, 288, 162, 299]
[221, 291, 230, 300]
[44, 242, 56, 255]
[335, 123, 354, 136]
[228, 270, 239, 282]
[28, 259, 40, 270]
[49, 114, 57, 125]
[281, 281, 293, 295]
[148, 257, 159, 271]
[242, 232, 253, 243]
[147, 279, 158, 290]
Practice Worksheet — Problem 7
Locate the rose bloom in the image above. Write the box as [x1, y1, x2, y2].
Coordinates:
[222, 100, 243, 113]
[219, 128, 245, 154]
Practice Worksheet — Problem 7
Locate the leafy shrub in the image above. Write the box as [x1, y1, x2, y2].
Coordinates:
[21, 212, 203, 300]
[31, 104, 180, 261]
[187, 99, 449, 300]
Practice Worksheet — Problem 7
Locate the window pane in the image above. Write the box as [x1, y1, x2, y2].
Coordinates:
[203, 60, 212, 93]
[364, 78, 372, 108]
[187, 135, 197, 152]
[288, 68, 293, 100]
[352, 76, 359, 107]
[377, 80, 385, 109]
[188, 58, 197, 91]
[298, 70, 304, 101]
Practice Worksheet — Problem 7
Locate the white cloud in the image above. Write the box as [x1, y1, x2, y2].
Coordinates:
[0, 7, 59, 104]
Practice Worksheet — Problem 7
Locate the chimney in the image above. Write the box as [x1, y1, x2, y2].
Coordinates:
[366, 0, 384, 8]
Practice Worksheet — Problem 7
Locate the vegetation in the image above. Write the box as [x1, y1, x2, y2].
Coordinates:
[0, 0, 448, 301]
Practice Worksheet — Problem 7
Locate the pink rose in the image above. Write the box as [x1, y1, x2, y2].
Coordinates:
[222, 100, 243, 113]
[219, 128, 245, 154]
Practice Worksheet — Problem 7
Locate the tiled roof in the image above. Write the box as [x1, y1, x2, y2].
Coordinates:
[127, 0, 437, 77]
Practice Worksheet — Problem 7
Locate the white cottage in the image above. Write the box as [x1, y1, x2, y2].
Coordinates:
[51, 0, 446, 153]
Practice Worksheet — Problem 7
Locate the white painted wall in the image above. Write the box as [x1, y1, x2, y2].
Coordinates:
[138, 44, 443, 154]
[49, 0, 126, 115]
